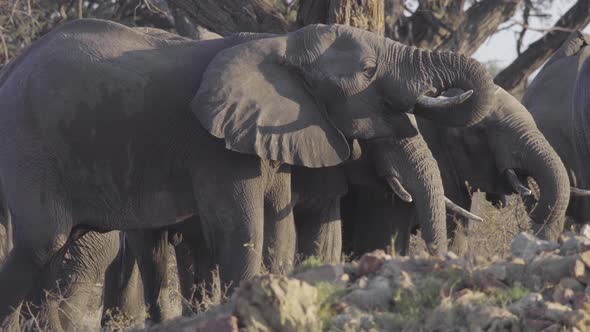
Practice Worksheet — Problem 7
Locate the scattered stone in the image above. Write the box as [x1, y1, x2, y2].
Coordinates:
[343, 276, 392, 311]
[356, 250, 391, 276]
[560, 236, 590, 255]
[196, 316, 238, 332]
[292, 264, 348, 286]
[141, 227, 590, 332]
[511, 232, 559, 261]
[233, 275, 319, 332]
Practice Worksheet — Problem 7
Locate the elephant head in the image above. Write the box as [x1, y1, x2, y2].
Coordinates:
[420, 86, 570, 241]
[191, 24, 496, 253]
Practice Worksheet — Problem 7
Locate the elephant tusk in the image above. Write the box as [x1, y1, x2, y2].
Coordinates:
[416, 89, 473, 109]
[571, 186, 590, 196]
[445, 197, 484, 222]
[385, 176, 413, 203]
[505, 169, 532, 196]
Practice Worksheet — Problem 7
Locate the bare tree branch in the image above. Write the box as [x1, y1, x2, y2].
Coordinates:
[435, 0, 520, 56]
[495, 0, 590, 94]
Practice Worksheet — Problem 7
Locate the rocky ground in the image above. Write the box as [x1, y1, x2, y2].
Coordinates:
[140, 227, 590, 332]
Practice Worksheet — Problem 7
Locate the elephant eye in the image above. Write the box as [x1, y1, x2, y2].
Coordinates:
[361, 58, 377, 79]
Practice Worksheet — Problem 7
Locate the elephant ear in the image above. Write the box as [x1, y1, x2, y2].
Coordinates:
[191, 36, 350, 168]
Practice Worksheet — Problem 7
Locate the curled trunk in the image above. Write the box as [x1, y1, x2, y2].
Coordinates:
[388, 44, 495, 127]
[519, 134, 570, 240]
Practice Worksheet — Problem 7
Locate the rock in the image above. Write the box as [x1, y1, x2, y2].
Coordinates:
[571, 293, 590, 311]
[581, 224, 590, 239]
[560, 236, 590, 255]
[507, 293, 544, 316]
[553, 286, 575, 305]
[553, 278, 585, 305]
[344, 276, 392, 311]
[566, 309, 590, 330]
[292, 264, 348, 286]
[511, 232, 559, 261]
[197, 316, 238, 332]
[427, 290, 518, 331]
[560, 278, 585, 292]
[357, 250, 391, 276]
[445, 251, 459, 260]
[466, 305, 519, 331]
[483, 263, 507, 281]
[233, 275, 319, 332]
[139, 315, 237, 332]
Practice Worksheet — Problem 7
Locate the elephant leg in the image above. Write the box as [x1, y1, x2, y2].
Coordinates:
[349, 190, 399, 257]
[0, 204, 72, 330]
[263, 165, 296, 274]
[193, 158, 265, 290]
[126, 228, 173, 323]
[295, 195, 342, 264]
[173, 241, 196, 316]
[103, 248, 146, 328]
[170, 218, 218, 314]
[388, 200, 415, 256]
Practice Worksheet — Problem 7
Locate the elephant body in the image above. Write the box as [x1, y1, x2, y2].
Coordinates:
[523, 31, 590, 224]
[0, 18, 496, 328]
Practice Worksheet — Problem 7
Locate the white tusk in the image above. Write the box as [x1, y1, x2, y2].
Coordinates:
[385, 176, 413, 203]
[416, 89, 473, 109]
[571, 186, 590, 196]
[445, 197, 484, 222]
[505, 169, 532, 196]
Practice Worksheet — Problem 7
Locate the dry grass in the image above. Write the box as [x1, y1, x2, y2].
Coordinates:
[466, 192, 532, 259]
[410, 192, 532, 259]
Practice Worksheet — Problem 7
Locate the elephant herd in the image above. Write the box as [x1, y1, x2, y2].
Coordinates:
[0, 18, 589, 330]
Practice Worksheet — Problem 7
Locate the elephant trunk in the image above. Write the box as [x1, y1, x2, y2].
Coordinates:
[374, 132, 447, 254]
[385, 43, 495, 127]
[517, 133, 570, 240]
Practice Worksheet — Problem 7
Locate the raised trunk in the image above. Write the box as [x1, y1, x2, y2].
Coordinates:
[389, 44, 495, 127]
[516, 134, 570, 241]
[373, 131, 447, 254]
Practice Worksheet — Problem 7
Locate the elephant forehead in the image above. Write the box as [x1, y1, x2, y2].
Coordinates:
[316, 40, 365, 75]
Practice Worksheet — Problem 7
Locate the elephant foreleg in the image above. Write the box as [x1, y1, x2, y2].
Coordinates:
[295, 196, 342, 264]
[103, 240, 146, 328]
[263, 165, 296, 274]
[125, 229, 173, 323]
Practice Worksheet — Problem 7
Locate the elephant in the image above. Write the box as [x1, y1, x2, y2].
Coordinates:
[523, 31, 590, 224]
[0, 18, 497, 328]
[344, 85, 573, 256]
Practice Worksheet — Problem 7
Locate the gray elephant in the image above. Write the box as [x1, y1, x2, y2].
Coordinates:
[345, 85, 574, 256]
[0, 18, 496, 328]
[523, 31, 590, 224]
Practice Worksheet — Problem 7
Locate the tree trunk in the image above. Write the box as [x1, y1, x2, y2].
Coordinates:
[297, 0, 385, 35]
[165, 0, 289, 36]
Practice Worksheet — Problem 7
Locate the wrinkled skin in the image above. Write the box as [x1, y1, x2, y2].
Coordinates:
[28, 231, 122, 331]
[523, 31, 590, 224]
[0, 19, 496, 327]
[344, 87, 570, 255]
